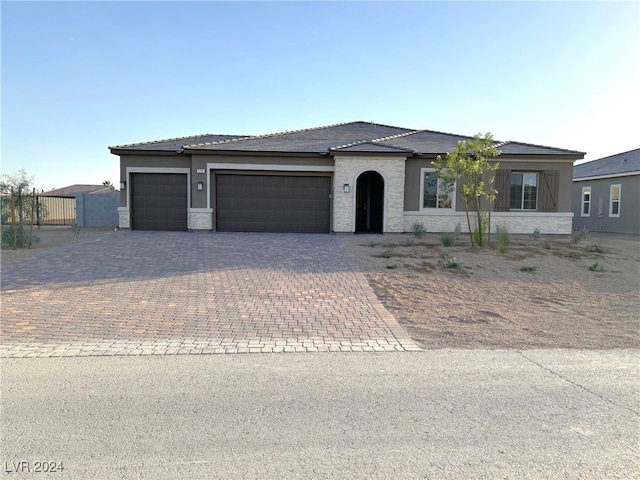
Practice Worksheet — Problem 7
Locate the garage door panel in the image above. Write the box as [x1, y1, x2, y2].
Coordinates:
[216, 174, 330, 233]
[131, 173, 187, 231]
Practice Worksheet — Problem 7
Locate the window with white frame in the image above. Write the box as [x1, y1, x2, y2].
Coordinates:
[510, 172, 538, 210]
[581, 186, 591, 217]
[421, 169, 454, 210]
[609, 184, 621, 217]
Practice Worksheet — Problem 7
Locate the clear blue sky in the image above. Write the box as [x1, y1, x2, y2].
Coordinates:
[2, 1, 639, 191]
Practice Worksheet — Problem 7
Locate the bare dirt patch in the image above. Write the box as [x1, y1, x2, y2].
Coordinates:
[1, 226, 116, 267]
[340, 232, 640, 349]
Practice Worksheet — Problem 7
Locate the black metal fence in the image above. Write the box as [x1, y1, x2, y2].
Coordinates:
[1, 193, 76, 226]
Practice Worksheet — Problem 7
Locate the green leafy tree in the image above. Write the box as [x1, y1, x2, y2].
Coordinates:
[432, 133, 500, 247]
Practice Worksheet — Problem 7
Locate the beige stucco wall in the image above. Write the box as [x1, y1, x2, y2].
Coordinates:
[404, 157, 575, 213]
[333, 155, 407, 233]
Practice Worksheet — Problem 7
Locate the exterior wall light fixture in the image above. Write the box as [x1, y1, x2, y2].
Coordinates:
[119, 181, 126, 190]
[197, 182, 204, 191]
[343, 183, 350, 193]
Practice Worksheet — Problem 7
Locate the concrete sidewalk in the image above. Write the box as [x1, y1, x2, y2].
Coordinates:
[1, 231, 419, 357]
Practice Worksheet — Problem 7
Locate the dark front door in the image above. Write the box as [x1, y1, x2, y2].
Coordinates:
[355, 171, 384, 233]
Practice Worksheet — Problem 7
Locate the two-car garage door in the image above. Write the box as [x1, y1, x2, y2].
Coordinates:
[216, 174, 331, 233]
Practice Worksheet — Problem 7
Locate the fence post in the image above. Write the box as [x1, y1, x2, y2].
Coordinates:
[10, 187, 17, 250]
[30, 188, 36, 239]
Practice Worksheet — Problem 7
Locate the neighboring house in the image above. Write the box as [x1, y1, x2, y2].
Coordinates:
[572, 148, 639, 235]
[43, 184, 116, 196]
[109, 121, 584, 234]
[41, 184, 119, 228]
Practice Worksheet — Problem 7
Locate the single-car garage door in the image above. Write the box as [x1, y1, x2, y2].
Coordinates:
[216, 174, 331, 233]
[131, 173, 188, 231]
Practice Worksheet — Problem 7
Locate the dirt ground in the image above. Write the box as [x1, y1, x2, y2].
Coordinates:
[0, 226, 117, 267]
[340, 231, 640, 350]
[2, 226, 638, 350]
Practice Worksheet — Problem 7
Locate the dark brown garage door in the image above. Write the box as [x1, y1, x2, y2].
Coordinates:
[216, 174, 331, 233]
[130, 173, 188, 231]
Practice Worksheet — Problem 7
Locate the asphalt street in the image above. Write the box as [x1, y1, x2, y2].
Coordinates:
[1, 350, 638, 479]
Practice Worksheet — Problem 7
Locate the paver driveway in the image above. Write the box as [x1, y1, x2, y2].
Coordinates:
[1, 232, 419, 357]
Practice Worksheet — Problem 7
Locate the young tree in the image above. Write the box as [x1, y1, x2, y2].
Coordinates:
[0, 169, 40, 248]
[432, 134, 500, 247]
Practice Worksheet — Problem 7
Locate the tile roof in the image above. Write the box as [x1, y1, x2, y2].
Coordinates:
[42, 184, 116, 196]
[183, 121, 413, 153]
[573, 148, 640, 179]
[110, 121, 585, 158]
[109, 134, 246, 151]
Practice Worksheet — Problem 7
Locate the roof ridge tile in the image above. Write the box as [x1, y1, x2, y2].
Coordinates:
[371, 130, 419, 143]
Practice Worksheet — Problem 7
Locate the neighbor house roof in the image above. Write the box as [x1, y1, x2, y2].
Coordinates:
[43, 184, 116, 196]
[110, 121, 585, 158]
[573, 148, 640, 180]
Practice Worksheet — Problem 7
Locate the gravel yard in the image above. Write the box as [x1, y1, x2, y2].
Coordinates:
[339, 231, 640, 349]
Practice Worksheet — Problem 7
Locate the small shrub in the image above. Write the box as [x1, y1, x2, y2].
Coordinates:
[1, 224, 40, 248]
[380, 250, 393, 259]
[410, 221, 427, 238]
[440, 232, 455, 247]
[495, 225, 510, 253]
[386, 264, 398, 269]
[520, 265, 537, 272]
[589, 262, 604, 272]
[571, 227, 589, 244]
[543, 244, 552, 250]
[530, 228, 541, 241]
[438, 250, 461, 270]
[565, 252, 582, 260]
[589, 243, 606, 254]
[444, 257, 461, 270]
[438, 247, 451, 259]
[453, 222, 462, 240]
[404, 238, 414, 247]
[70, 221, 82, 239]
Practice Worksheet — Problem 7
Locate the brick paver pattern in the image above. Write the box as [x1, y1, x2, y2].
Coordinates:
[1, 232, 419, 357]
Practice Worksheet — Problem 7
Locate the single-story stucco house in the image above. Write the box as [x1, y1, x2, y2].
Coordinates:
[109, 121, 585, 234]
[572, 148, 639, 235]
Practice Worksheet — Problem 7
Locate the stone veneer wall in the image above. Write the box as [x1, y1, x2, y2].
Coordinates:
[188, 209, 213, 230]
[403, 212, 574, 235]
[333, 156, 406, 233]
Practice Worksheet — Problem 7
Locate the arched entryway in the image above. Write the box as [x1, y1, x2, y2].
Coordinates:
[355, 171, 384, 233]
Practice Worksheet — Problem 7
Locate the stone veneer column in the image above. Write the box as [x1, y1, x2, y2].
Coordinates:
[188, 209, 213, 230]
[117, 207, 130, 229]
[333, 156, 406, 233]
